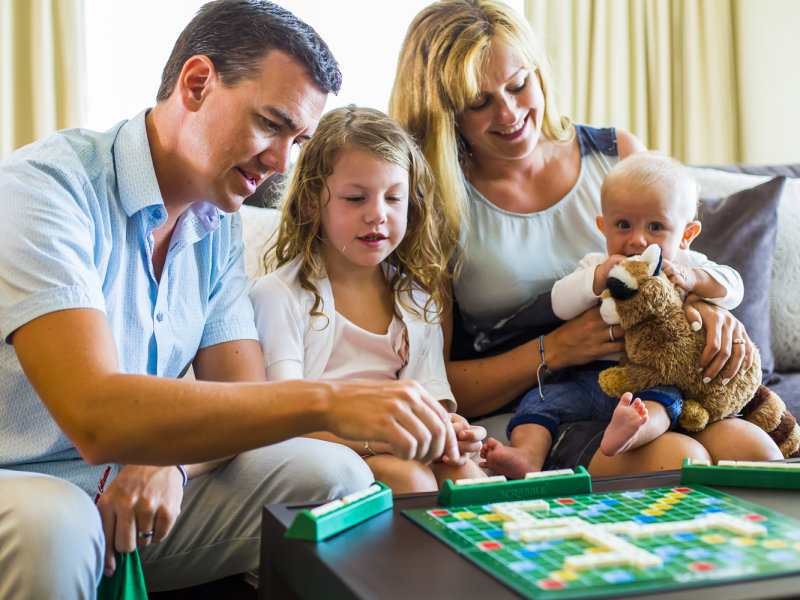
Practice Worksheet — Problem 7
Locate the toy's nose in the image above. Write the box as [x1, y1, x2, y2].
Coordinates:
[607, 277, 637, 300]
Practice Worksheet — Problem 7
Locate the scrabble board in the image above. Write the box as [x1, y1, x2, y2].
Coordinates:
[404, 484, 800, 599]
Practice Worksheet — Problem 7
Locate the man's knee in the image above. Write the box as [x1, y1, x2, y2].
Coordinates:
[276, 439, 373, 501]
[232, 438, 374, 504]
[0, 472, 103, 599]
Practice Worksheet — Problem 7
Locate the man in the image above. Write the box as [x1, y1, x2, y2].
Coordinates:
[0, 1, 460, 597]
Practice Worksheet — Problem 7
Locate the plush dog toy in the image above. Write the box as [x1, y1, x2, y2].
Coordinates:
[597, 244, 800, 458]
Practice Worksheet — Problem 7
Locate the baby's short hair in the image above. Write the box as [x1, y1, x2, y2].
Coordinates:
[601, 152, 699, 221]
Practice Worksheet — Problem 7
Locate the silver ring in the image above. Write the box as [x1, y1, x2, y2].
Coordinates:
[138, 530, 154, 539]
[609, 325, 615, 342]
[732, 338, 746, 345]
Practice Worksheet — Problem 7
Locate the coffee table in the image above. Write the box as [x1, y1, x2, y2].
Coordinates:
[259, 469, 800, 599]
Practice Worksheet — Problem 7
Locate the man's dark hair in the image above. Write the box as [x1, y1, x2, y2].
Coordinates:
[156, 0, 341, 102]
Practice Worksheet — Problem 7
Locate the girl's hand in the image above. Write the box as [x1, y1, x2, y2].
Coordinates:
[547, 307, 625, 371]
[683, 296, 754, 381]
[592, 254, 627, 295]
[450, 413, 486, 463]
[662, 259, 697, 294]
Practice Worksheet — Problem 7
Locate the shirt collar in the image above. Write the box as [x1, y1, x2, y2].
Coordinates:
[114, 109, 165, 218]
[113, 109, 225, 233]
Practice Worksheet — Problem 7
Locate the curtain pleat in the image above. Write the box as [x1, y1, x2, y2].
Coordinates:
[0, 0, 85, 160]
[525, 0, 742, 163]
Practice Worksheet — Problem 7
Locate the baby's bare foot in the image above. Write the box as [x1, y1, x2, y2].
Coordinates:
[600, 392, 649, 456]
[480, 437, 542, 480]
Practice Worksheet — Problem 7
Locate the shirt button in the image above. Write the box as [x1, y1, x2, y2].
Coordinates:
[156, 312, 164, 322]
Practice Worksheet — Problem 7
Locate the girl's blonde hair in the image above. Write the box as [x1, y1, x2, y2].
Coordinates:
[264, 105, 448, 322]
[389, 0, 572, 262]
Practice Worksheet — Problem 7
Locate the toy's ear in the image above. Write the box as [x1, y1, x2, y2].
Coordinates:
[640, 244, 663, 276]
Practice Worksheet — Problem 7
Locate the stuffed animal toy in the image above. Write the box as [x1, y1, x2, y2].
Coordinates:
[597, 244, 800, 458]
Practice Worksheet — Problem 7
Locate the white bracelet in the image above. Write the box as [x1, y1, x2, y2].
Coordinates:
[176, 464, 188, 487]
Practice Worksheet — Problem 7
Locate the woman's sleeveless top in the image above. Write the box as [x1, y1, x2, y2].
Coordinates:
[452, 125, 619, 351]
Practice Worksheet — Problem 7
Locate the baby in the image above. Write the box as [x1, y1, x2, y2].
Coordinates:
[481, 152, 744, 479]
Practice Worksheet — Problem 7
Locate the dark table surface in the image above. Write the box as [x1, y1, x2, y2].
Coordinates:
[260, 469, 800, 600]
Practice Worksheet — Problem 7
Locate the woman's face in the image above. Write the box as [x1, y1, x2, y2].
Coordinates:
[456, 39, 544, 165]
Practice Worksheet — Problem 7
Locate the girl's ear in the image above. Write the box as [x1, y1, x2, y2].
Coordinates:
[596, 215, 605, 233]
[680, 221, 702, 250]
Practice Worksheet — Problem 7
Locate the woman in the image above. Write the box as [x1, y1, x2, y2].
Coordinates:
[389, 0, 781, 474]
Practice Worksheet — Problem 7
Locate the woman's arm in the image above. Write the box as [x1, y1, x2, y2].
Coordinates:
[441, 285, 624, 418]
[616, 129, 647, 159]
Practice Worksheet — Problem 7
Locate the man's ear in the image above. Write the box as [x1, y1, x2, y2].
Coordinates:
[596, 215, 605, 234]
[177, 55, 216, 111]
[680, 220, 701, 249]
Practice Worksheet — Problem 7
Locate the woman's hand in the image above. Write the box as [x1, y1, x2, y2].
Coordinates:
[683, 296, 754, 381]
[546, 307, 625, 371]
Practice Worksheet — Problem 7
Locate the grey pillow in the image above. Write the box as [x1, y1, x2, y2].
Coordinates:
[692, 176, 785, 374]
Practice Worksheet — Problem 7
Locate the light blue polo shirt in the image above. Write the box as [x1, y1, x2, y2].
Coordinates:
[0, 109, 258, 495]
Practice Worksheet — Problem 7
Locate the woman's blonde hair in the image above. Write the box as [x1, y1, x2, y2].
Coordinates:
[389, 0, 572, 261]
[264, 105, 448, 322]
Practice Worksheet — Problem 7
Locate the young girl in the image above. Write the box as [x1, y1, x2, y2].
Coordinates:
[249, 106, 486, 493]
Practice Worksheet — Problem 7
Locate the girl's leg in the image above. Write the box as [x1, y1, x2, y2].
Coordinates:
[588, 431, 710, 476]
[601, 397, 670, 456]
[365, 454, 437, 493]
[430, 454, 486, 487]
[689, 417, 783, 463]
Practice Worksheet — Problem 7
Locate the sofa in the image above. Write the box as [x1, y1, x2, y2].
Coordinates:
[239, 163, 800, 440]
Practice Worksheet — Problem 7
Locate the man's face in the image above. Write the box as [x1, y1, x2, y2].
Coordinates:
[186, 50, 327, 212]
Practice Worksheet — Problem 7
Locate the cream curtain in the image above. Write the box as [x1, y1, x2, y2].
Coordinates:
[0, 0, 86, 160]
[525, 0, 741, 164]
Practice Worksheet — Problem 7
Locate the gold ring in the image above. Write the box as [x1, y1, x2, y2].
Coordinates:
[732, 338, 746, 345]
[609, 325, 615, 343]
[363, 440, 377, 456]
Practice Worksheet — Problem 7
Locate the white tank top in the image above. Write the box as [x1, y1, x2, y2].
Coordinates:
[321, 311, 409, 381]
[452, 125, 620, 334]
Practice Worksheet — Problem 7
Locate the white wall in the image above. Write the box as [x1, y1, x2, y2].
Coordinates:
[735, 0, 800, 163]
[85, 0, 524, 131]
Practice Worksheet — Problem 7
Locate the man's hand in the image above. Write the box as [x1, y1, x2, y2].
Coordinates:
[96, 465, 183, 576]
[322, 380, 458, 465]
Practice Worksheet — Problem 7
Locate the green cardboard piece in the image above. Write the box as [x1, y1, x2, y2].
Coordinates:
[285, 482, 393, 541]
[680, 457, 800, 489]
[437, 467, 592, 506]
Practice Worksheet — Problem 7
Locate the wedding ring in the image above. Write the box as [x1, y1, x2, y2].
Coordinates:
[609, 325, 616, 342]
[138, 530, 155, 539]
[732, 338, 746, 345]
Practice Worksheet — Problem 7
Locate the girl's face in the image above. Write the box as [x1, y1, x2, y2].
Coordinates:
[597, 183, 696, 261]
[455, 38, 545, 165]
[319, 148, 409, 274]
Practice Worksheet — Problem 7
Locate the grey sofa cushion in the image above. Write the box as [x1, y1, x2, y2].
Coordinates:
[692, 176, 785, 374]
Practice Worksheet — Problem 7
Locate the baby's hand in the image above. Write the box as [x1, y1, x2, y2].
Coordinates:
[593, 254, 627, 295]
[662, 259, 697, 293]
[450, 413, 486, 463]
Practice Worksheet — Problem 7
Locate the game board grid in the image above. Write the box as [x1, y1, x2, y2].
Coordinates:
[405, 486, 800, 599]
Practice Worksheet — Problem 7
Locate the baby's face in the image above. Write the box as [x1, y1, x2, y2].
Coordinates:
[599, 183, 692, 261]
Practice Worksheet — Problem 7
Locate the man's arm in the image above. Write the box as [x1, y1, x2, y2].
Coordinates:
[12, 307, 457, 466]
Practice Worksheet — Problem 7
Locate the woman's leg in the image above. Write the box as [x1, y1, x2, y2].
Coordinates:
[587, 431, 710, 476]
[689, 417, 783, 463]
